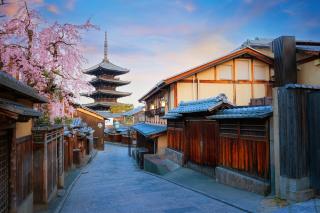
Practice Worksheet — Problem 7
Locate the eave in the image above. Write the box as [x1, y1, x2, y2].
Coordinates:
[138, 47, 273, 102]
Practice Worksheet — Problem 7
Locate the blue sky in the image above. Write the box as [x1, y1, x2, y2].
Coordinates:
[9, 0, 320, 105]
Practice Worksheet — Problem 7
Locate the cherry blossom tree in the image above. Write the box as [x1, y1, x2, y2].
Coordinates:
[0, 2, 96, 121]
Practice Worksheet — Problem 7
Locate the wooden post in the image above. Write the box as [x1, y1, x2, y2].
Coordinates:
[272, 36, 297, 87]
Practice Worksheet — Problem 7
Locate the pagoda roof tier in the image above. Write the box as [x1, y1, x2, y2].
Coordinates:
[84, 101, 128, 110]
[90, 77, 130, 86]
[83, 89, 131, 98]
[84, 60, 129, 76]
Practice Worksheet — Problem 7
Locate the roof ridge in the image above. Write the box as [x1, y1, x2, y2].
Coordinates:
[179, 94, 228, 106]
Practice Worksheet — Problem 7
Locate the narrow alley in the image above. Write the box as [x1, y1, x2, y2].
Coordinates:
[60, 144, 244, 213]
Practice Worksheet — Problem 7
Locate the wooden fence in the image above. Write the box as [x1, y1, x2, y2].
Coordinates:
[64, 135, 75, 171]
[167, 120, 185, 152]
[16, 136, 33, 206]
[218, 119, 270, 179]
[33, 126, 63, 203]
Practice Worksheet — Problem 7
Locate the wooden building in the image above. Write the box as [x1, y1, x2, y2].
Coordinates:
[164, 95, 232, 168]
[164, 101, 273, 195]
[0, 71, 47, 213]
[74, 106, 106, 150]
[122, 106, 145, 125]
[139, 44, 274, 157]
[131, 122, 167, 168]
[139, 46, 274, 126]
[83, 32, 131, 111]
[271, 36, 320, 201]
[207, 106, 272, 195]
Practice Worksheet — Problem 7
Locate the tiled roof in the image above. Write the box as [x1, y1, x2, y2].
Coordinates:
[296, 45, 320, 53]
[240, 38, 273, 49]
[116, 125, 129, 134]
[84, 89, 131, 97]
[96, 111, 123, 118]
[207, 106, 273, 120]
[90, 77, 130, 86]
[71, 118, 82, 128]
[285, 84, 320, 90]
[0, 71, 48, 103]
[84, 60, 129, 75]
[161, 112, 182, 120]
[78, 106, 108, 119]
[84, 102, 127, 108]
[122, 106, 144, 116]
[0, 98, 42, 118]
[169, 94, 232, 114]
[131, 122, 167, 137]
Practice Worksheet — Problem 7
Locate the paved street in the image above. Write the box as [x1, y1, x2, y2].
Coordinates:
[61, 144, 244, 213]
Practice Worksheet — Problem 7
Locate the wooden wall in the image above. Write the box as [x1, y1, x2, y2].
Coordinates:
[167, 116, 270, 180]
[136, 132, 155, 154]
[76, 110, 105, 150]
[278, 88, 308, 179]
[185, 120, 218, 167]
[218, 119, 270, 179]
[167, 120, 185, 152]
[33, 127, 63, 203]
[16, 136, 33, 205]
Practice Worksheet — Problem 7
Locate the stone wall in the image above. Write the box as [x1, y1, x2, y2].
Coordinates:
[216, 167, 270, 195]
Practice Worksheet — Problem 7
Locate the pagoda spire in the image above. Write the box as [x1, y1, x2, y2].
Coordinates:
[104, 31, 109, 62]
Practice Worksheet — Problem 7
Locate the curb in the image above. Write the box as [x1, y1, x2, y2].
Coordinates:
[105, 141, 129, 147]
[141, 170, 253, 213]
[54, 151, 99, 213]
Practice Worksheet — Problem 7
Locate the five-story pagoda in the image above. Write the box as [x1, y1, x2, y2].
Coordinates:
[83, 32, 131, 111]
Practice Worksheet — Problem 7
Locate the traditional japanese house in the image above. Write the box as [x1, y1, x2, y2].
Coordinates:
[163, 95, 232, 171]
[207, 106, 273, 195]
[74, 106, 106, 150]
[122, 106, 145, 125]
[0, 71, 47, 213]
[139, 44, 274, 153]
[130, 122, 167, 168]
[83, 32, 131, 111]
[271, 36, 320, 201]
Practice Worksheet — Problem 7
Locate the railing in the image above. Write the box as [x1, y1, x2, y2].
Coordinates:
[145, 107, 165, 117]
[155, 107, 165, 116]
[145, 109, 155, 117]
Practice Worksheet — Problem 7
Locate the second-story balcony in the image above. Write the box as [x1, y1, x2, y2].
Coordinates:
[155, 107, 165, 116]
[145, 107, 165, 117]
[145, 109, 155, 117]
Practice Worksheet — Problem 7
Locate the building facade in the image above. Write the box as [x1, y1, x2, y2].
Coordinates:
[140, 46, 274, 126]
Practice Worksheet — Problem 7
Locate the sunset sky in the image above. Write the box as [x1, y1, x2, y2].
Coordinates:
[2, 0, 320, 106]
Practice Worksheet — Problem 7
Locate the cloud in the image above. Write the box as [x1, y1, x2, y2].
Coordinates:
[212, 0, 285, 35]
[175, 0, 196, 12]
[97, 34, 235, 106]
[47, 4, 59, 14]
[66, 0, 76, 10]
[121, 24, 196, 37]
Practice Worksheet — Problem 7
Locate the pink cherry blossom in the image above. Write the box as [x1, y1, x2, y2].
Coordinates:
[0, 4, 97, 121]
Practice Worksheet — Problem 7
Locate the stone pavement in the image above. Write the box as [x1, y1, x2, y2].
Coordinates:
[60, 144, 245, 213]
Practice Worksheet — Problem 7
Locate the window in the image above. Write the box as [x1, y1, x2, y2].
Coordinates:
[254, 64, 267, 80]
[236, 60, 250, 80]
[217, 65, 232, 80]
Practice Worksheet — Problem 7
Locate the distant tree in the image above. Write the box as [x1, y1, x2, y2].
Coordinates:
[0, 2, 97, 120]
[110, 104, 133, 114]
